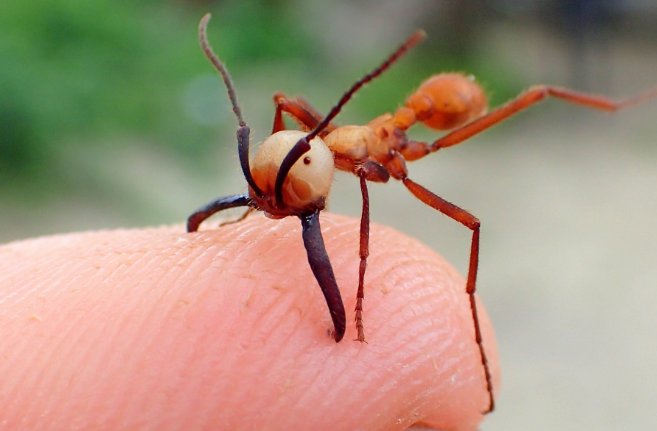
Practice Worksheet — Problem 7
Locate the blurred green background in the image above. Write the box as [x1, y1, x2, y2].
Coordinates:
[2, 1, 657, 430]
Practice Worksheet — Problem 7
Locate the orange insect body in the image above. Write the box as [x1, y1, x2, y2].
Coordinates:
[405, 73, 488, 130]
[321, 73, 488, 180]
[189, 14, 657, 415]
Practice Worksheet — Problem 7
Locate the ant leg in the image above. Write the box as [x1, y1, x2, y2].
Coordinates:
[402, 177, 494, 414]
[272, 92, 334, 134]
[399, 84, 657, 160]
[355, 174, 370, 342]
[187, 194, 252, 232]
[300, 210, 346, 342]
[219, 207, 255, 227]
[351, 161, 388, 342]
[434, 85, 657, 151]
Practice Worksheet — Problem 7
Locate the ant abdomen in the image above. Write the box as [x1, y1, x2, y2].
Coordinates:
[250, 130, 334, 215]
[405, 73, 488, 130]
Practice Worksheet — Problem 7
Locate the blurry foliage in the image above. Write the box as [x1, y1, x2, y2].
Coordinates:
[0, 0, 521, 231]
[0, 0, 314, 195]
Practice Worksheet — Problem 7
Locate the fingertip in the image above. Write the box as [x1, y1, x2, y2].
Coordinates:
[316, 214, 499, 430]
[226, 213, 499, 429]
[0, 214, 498, 430]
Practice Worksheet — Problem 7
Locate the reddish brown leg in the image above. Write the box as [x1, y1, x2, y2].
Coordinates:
[402, 177, 494, 414]
[218, 207, 255, 227]
[354, 173, 370, 342]
[399, 85, 657, 160]
[272, 92, 336, 134]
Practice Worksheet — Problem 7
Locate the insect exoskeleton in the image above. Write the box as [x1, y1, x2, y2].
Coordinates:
[405, 73, 488, 130]
[190, 13, 657, 415]
[250, 130, 335, 217]
[324, 125, 384, 171]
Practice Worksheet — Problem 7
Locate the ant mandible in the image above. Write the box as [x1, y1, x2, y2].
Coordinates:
[187, 13, 656, 414]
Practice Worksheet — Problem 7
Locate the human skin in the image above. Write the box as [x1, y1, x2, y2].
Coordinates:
[0, 213, 499, 430]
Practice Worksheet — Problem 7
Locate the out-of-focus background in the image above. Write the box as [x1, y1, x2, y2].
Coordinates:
[2, 0, 656, 429]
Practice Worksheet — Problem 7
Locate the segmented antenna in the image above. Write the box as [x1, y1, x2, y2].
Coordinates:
[309, 30, 426, 141]
[199, 13, 262, 196]
[199, 13, 245, 127]
[274, 29, 427, 207]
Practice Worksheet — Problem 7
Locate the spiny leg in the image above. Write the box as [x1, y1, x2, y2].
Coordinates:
[352, 161, 390, 341]
[399, 84, 657, 160]
[402, 177, 494, 414]
[355, 173, 370, 342]
[187, 194, 251, 232]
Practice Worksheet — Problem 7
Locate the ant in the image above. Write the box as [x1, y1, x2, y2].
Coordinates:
[187, 13, 656, 414]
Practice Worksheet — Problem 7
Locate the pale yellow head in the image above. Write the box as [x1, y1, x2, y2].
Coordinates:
[250, 130, 334, 215]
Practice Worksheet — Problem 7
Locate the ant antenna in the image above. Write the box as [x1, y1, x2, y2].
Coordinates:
[274, 29, 427, 207]
[199, 13, 263, 196]
[199, 13, 245, 127]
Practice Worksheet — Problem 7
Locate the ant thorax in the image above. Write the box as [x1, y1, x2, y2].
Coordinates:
[249, 130, 334, 217]
[324, 125, 375, 172]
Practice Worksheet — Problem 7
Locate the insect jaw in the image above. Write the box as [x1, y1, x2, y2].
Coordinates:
[248, 189, 327, 220]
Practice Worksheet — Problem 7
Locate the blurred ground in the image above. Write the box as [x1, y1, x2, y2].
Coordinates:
[2, 1, 657, 430]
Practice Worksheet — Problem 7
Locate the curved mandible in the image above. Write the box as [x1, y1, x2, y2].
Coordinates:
[300, 210, 346, 342]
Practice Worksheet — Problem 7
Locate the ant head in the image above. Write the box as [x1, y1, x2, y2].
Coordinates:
[250, 130, 334, 217]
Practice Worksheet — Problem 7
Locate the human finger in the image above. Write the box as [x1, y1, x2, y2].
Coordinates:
[0, 213, 498, 430]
